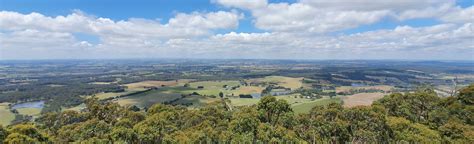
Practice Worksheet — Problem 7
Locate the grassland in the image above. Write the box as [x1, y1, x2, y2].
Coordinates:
[229, 94, 342, 114]
[0, 103, 15, 126]
[186, 81, 240, 96]
[292, 98, 342, 114]
[65, 103, 86, 111]
[249, 76, 304, 90]
[92, 91, 133, 100]
[229, 98, 260, 106]
[16, 107, 42, 117]
[172, 96, 220, 108]
[228, 86, 264, 96]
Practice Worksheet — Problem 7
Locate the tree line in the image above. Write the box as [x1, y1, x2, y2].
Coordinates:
[0, 84, 472, 143]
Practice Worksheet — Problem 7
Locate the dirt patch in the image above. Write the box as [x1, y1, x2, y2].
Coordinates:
[342, 92, 387, 107]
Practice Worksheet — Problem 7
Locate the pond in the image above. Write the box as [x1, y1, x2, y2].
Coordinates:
[11, 100, 45, 109]
[351, 83, 367, 87]
[251, 93, 261, 99]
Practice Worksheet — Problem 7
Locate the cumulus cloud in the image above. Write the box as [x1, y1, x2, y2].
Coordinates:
[251, 3, 391, 33]
[0, 10, 242, 38]
[299, 0, 448, 11]
[215, 0, 472, 33]
[0, 0, 473, 60]
[0, 10, 242, 59]
[213, 0, 267, 9]
[156, 23, 473, 60]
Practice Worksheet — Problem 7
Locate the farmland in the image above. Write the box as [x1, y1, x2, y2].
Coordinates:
[0, 103, 14, 126]
[0, 59, 473, 126]
[292, 97, 342, 113]
[342, 92, 387, 107]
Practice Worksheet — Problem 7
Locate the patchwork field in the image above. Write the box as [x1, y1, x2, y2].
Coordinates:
[229, 94, 342, 114]
[248, 76, 304, 90]
[342, 92, 387, 107]
[185, 81, 240, 96]
[0, 103, 15, 126]
[125, 80, 191, 90]
[114, 87, 187, 107]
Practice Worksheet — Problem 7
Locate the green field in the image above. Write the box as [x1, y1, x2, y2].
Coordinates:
[0, 103, 15, 126]
[65, 103, 86, 111]
[172, 96, 220, 108]
[186, 81, 241, 96]
[229, 94, 341, 114]
[230, 94, 315, 106]
[229, 98, 260, 106]
[16, 107, 42, 117]
[252, 76, 304, 90]
[115, 87, 192, 107]
[292, 97, 342, 114]
[91, 91, 133, 100]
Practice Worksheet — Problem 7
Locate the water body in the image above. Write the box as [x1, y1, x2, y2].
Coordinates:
[11, 101, 45, 109]
[251, 93, 261, 99]
[351, 83, 367, 87]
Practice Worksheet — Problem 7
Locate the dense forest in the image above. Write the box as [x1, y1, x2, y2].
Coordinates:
[0, 84, 472, 143]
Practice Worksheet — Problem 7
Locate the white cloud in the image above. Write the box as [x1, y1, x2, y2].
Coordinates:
[213, 0, 267, 9]
[0, 10, 242, 59]
[440, 6, 474, 23]
[0, 0, 473, 60]
[299, 0, 448, 11]
[215, 0, 471, 33]
[180, 23, 474, 60]
[0, 10, 242, 38]
[233, 2, 393, 33]
[251, 2, 391, 33]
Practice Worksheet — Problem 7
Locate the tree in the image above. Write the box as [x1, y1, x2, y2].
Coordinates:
[3, 133, 37, 143]
[344, 106, 391, 143]
[387, 116, 441, 143]
[7, 123, 49, 143]
[219, 92, 224, 98]
[110, 126, 137, 143]
[134, 111, 178, 143]
[374, 88, 440, 123]
[0, 125, 8, 142]
[230, 106, 259, 142]
[458, 84, 474, 105]
[257, 96, 292, 126]
[183, 83, 190, 88]
[438, 119, 474, 143]
[56, 119, 111, 142]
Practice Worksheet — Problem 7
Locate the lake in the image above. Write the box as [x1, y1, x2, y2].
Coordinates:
[11, 101, 45, 109]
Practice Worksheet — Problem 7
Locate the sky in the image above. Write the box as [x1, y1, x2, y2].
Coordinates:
[0, 0, 473, 60]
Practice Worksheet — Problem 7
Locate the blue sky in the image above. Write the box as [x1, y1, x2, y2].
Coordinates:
[0, 0, 473, 60]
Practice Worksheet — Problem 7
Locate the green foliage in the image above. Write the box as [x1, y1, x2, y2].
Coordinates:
[1, 84, 472, 143]
[387, 116, 441, 143]
[6, 123, 49, 143]
[459, 84, 474, 105]
[374, 88, 440, 123]
[0, 125, 7, 142]
[257, 96, 292, 126]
